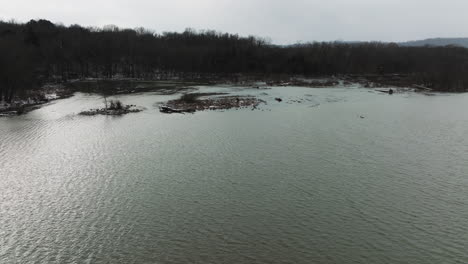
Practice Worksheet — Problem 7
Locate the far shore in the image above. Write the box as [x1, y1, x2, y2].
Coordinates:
[0, 74, 438, 117]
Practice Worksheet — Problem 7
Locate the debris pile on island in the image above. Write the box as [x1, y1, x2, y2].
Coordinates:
[80, 100, 143, 116]
[160, 93, 265, 114]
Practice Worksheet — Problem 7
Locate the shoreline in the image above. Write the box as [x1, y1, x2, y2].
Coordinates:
[0, 90, 74, 117]
[0, 74, 441, 117]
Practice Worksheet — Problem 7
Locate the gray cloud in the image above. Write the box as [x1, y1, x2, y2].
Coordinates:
[1, 0, 467, 44]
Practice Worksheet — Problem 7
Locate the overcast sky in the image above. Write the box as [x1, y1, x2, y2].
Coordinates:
[1, 0, 467, 44]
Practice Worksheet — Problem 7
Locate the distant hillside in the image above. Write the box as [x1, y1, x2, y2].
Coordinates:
[400, 38, 468, 48]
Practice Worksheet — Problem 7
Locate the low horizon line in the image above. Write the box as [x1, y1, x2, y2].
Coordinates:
[2, 17, 468, 45]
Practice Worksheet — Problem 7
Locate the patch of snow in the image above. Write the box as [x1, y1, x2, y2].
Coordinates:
[44, 93, 58, 100]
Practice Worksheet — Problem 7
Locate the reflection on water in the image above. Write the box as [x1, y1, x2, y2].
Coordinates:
[1, 86, 468, 263]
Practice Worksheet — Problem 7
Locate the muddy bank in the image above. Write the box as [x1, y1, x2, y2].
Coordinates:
[215, 75, 341, 88]
[1, 74, 434, 118]
[63, 79, 208, 95]
[0, 86, 74, 117]
[161, 93, 265, 113]
[341, 74, 433, 91]
[217, 74, 433, 91]
[0, 79, 197, 117]
[64, 74, 435, 92]
[267, 79, 340, 88]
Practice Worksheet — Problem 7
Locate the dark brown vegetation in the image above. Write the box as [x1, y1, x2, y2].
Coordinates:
[162, 93, 265, 113]
[1, 18, 468, 105]
[79, 99, 142, 116]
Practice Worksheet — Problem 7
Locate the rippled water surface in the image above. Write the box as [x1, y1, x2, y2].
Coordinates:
[1, 86, 468, 263]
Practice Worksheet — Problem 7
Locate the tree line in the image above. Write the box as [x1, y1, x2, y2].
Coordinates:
[1, 19, 468, 102]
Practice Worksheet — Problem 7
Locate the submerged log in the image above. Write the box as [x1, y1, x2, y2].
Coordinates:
[413, 85, 432, 91]
[159, 105, 195, 114]
[376, 89, 394, 94]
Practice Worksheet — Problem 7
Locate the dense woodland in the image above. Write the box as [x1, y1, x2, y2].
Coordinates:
[1, 19, 468, 102]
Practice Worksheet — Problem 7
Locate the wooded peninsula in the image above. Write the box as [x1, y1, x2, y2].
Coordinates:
[1, 19, 468, 103]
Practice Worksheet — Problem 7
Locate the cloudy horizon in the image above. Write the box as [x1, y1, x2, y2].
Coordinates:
[1, 0, 467, 44]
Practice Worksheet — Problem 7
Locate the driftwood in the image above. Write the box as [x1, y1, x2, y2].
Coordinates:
[412, 85, 432, 91]
[159, 106, 195, 114]
[376, 89, 394, 94]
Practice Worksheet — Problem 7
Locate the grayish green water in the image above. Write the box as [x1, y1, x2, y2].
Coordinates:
[1, 86, 468, 263]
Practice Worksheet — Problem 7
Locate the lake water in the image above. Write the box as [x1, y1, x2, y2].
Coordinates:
[1, 85, 468, 263]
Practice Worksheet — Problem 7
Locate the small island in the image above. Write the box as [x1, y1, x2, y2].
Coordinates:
[80, 99, 143, 116]
[160, 93, 265, 114]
